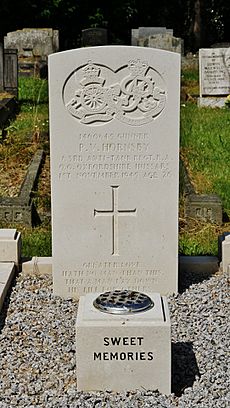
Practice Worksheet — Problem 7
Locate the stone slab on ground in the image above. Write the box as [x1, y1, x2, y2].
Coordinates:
[76, 292, 171, 394]
[198, 97, 227, 108]
[22, 256, 52, 275]
[0, 262, 15, 311]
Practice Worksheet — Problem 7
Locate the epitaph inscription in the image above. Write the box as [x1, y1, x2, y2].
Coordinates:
[63, 59, 166, 125]
[199, 48, 230, 95]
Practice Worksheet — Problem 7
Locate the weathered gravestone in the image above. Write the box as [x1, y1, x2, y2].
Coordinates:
[0, 44, 18, 96]
[81, 28, 108, 47]
[198, 48, 230, 107]
[148, 34, 184, 55]
[132, 27, 173, 47]
[49, 46, 180, 298]
[4, 28, 59, 78]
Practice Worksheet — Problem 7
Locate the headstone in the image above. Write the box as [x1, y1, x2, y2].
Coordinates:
[132, 27, 174, 48]
[131, 29, 139, 46]
[49, 46, 180, 298]
[148, 34, 184, 54]
[198, 48, 230, 107]
[4, 28, 59, 78]
[4, 28, 59, 58]
[76, 291, 171, 393]
[81, 28, 108, 47]
[185, 194, 222, 225]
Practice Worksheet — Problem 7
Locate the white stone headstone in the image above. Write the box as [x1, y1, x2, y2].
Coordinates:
[199, 48, 230, 96]
[49, 46, 180, 298]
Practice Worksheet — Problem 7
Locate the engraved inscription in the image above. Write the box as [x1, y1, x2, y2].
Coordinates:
[201, 49, 230, 95]
[57, 132, 173, 181]
[62, 263, 161, 294]
[94, 186, 136, 256]
[93, 336, 154, 361]
[63, 59, 166, 125]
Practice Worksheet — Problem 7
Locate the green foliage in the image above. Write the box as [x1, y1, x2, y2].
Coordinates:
[179, 225, 219, 256]
[21, 227, 52, 257]
[6, 78, 49, 140]
[89, 8, 105, 28]
[19, 77, 48, 104]
[180, 103, 230, 215]
[181, 69, 199, 84]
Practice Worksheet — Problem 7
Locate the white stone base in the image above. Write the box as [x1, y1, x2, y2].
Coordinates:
[0, 262, 15, 311]
[76, 292, 171, 394]
[0, 229, 21, 266]
[198, 97, 227, 108]
[22, 256, 52, 275]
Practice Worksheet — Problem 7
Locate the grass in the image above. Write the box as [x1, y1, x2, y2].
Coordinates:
[181, 68, 199, 95]
[21, 226, 52, 258]
[1, 72, 230, 257]
[180, 69, 230, 255]
[180, 103, 230, 215]
[0, 77, 49, 197]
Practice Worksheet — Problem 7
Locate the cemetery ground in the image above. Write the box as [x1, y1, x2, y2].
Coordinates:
[0, 67, 229, 406]
[0, 70, 229, 257]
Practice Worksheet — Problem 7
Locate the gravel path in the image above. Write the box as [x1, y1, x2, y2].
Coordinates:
[0, 271, 229, 407]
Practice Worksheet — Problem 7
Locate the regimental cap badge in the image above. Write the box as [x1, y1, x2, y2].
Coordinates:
[128, 59, 148, 76]
[81, 60, 104, 86]
[83, 60, 100, 80]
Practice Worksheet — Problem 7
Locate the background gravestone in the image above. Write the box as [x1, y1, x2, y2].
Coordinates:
[185, 194, 222, 225]
[81, 28, 108, 47]
[131, 27, 183, 54]
[198, 48, 230, 107]
[148, 34, 184, 54]
[49, 46, 180, 299]
[4, 28, 59, 78]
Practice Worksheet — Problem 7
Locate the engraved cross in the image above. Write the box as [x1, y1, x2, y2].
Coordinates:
[94, 186, 137, 256]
